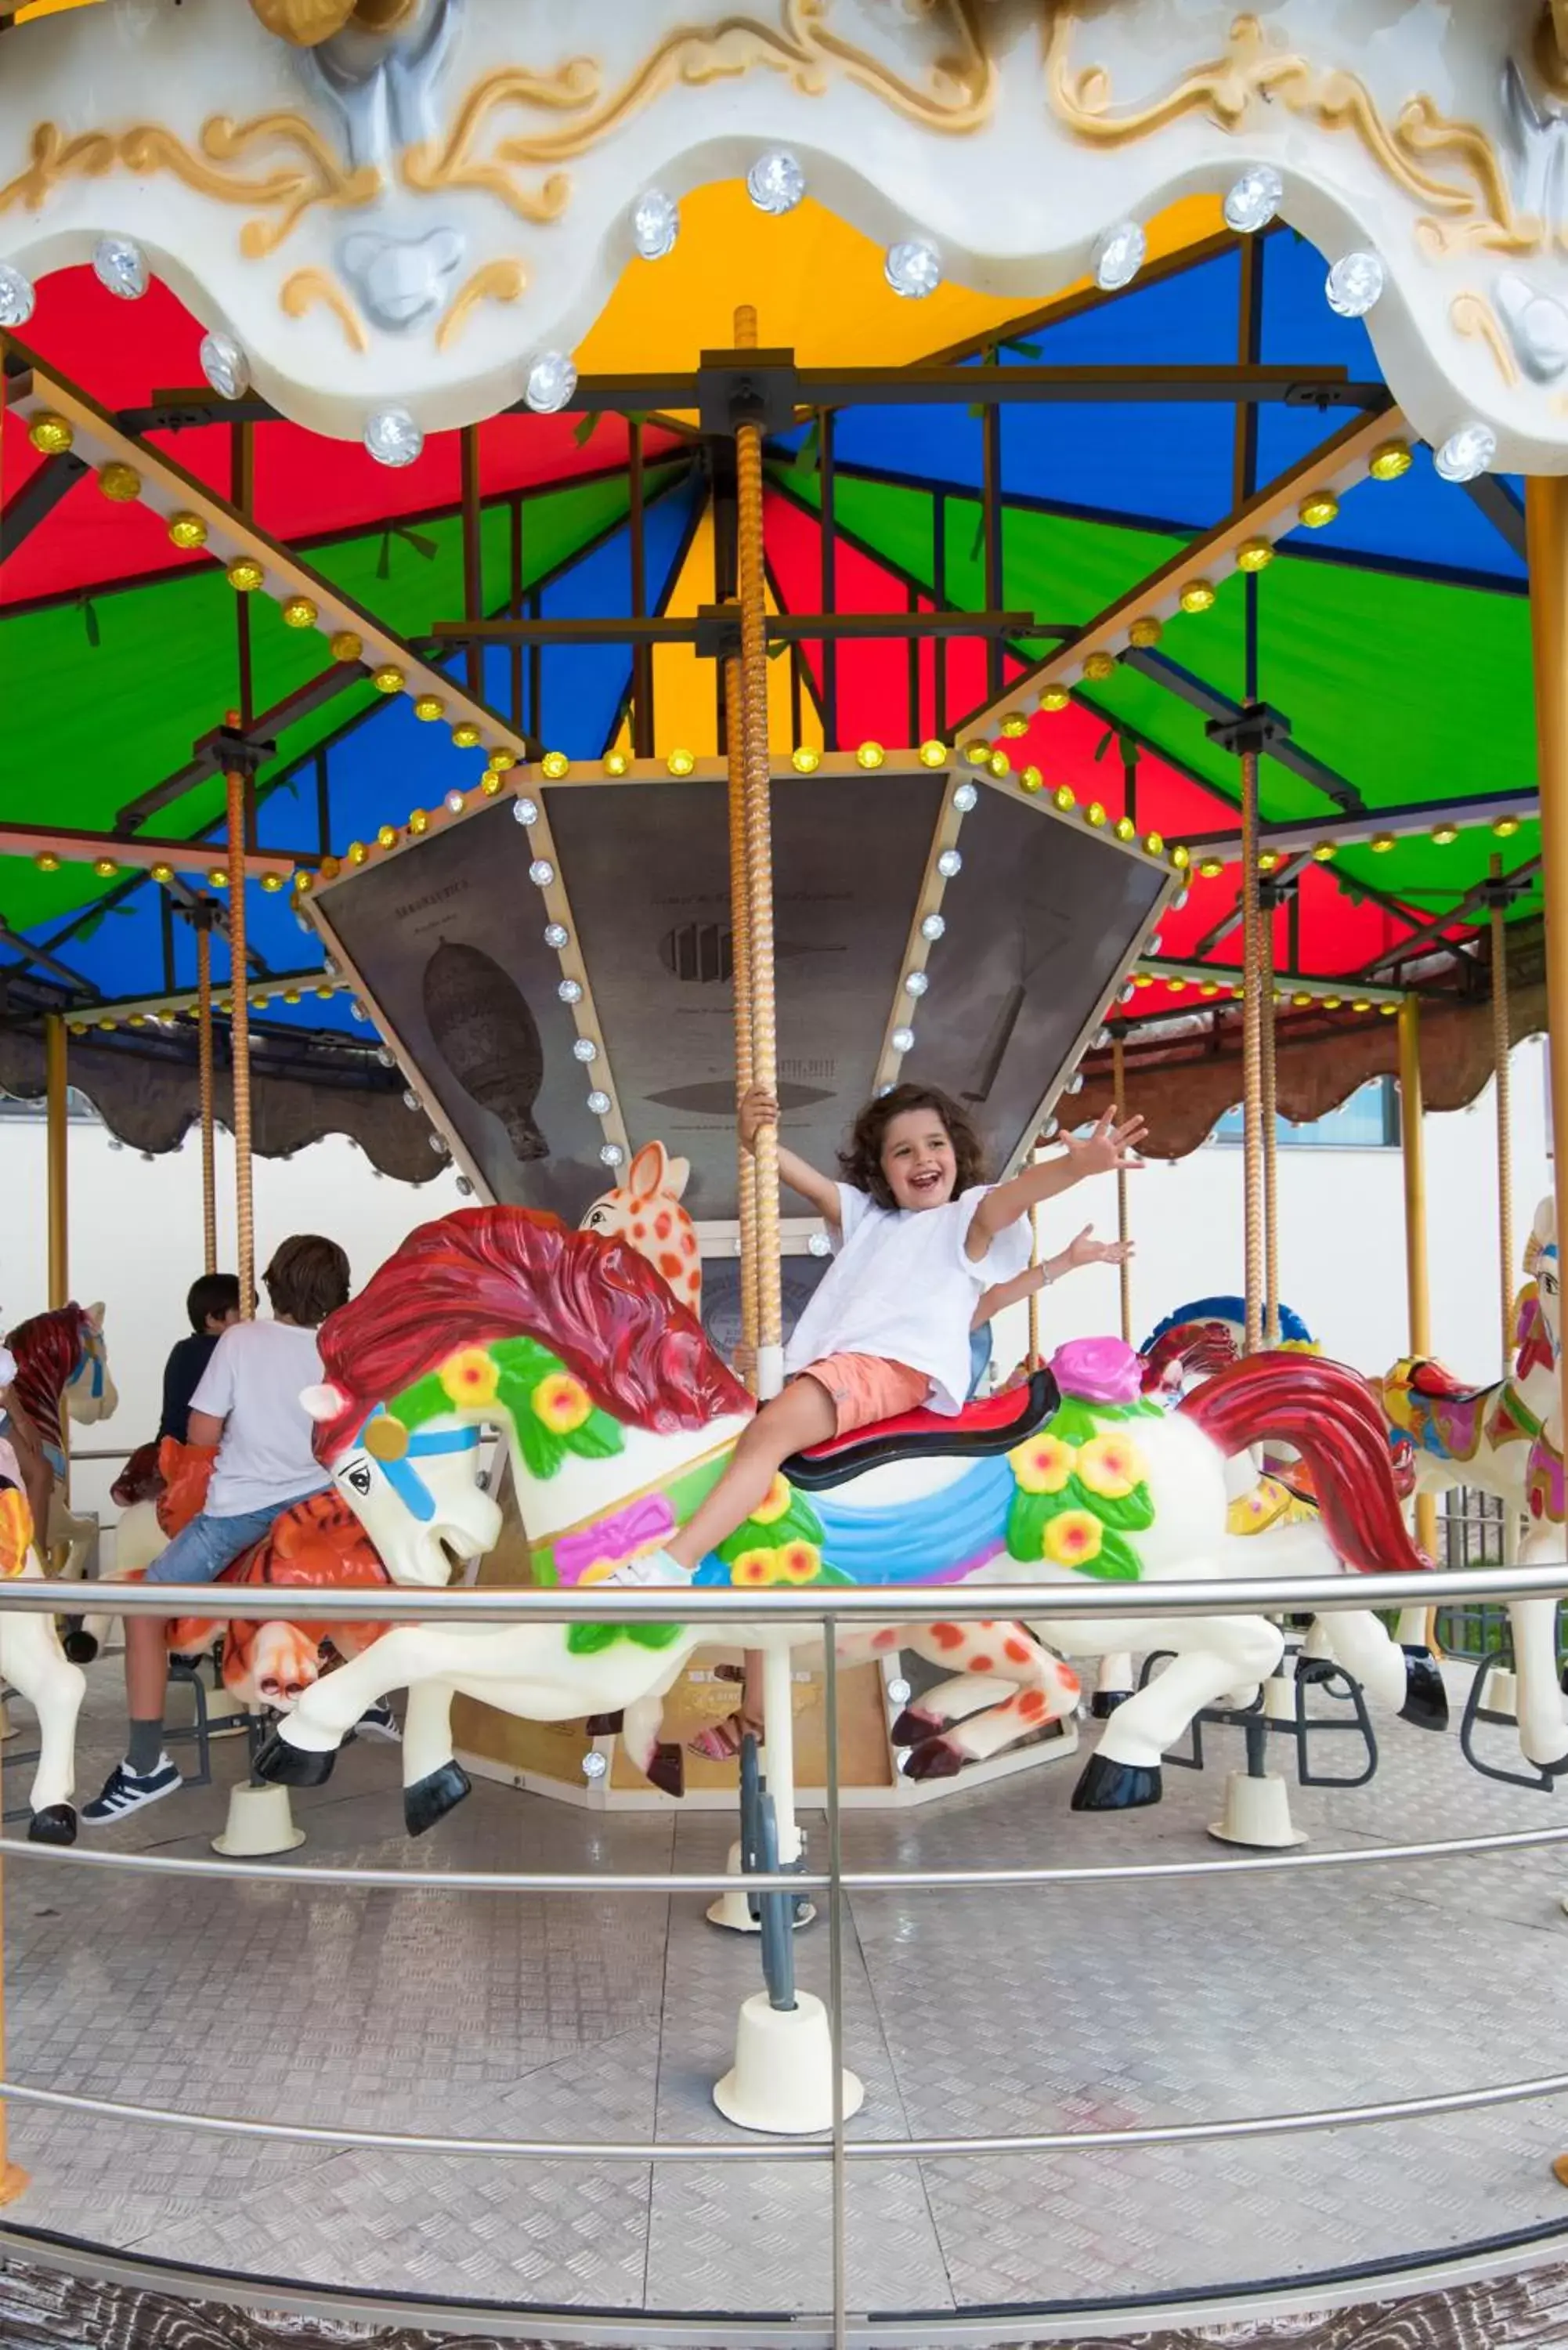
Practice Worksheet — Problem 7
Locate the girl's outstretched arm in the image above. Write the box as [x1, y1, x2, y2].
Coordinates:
[966, 1108, 1147, 1260]
[969, 1227, 1136, 1329]
[742, 1085, 844, 1230]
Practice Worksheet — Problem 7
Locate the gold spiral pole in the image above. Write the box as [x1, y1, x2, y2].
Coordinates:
[1111, 1031, 1132, 1345]
[0, 331, 25, 2209]
[726, 650, 761, 1389]
[1239, 744, 1264, 1354]
[1260, 885, 1280, 1347]
[1027, 1185, 1042, 1373]
[196, 914, 218, 1278]
[732, 304, 782, 1394]
[1490, 856, 1515, 1363]
[226, 766, 255, 1318]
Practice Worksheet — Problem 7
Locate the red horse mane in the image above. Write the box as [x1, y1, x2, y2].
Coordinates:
[4, 1303, 86, 1434]
[314, 1206, 750, 1463]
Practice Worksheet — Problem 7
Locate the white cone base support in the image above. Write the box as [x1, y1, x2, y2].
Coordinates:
[706, 1839, 815, 1933]
[1483, 1667, 1519, 1716]
[212, 1783, 305, 1856]
[714, 1991, 865, 2135]
[1208, 1770, 1308, 1850]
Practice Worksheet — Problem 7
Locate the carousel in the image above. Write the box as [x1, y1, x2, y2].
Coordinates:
[0, 2, 1566, 2344]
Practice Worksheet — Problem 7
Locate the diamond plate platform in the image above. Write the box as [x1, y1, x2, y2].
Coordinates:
[2, 1658, 1567, 2337]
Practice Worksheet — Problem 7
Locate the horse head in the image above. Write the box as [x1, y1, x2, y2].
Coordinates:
[580, 1141, 703, 1316]
[304, 1206, 748, 1587]
[1521, 1197, 1561, 1377]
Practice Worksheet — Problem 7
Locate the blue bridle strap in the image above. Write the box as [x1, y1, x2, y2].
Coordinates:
[356, 1408, 481, 1524]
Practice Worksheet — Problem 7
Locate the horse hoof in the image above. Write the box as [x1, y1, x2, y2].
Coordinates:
[902, 1737, 963, 1781]
[404, 1761, 471, 1838]
[1400, 1646, 1449, 1733]
[253, 1733, 336, 1788]
[644, 1741, 685, 1799]
[1089, 1690, 1132, 1718]
[27, 1805, 76, 1846]
[890, 1705, 940, 1748]
[1071, 1752, 1162, 1812]
[583, 1710, 624, 1737]
[60, 1628, 98, 1666]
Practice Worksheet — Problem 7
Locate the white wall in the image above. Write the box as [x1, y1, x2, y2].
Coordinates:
[0, 1039, 1552, 1528]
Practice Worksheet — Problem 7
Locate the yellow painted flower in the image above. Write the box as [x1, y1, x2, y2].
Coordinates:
[1075, 1434, 1148, 1500]
[732, 1548, 779, 1588]
[533, 1372, 593, 1434]
[776, 1540, 821, 1585]
[1011, 1433, 1076, 1495]
[753, 1474, 793, 1526]
[439, 1347, 500, 1408]
[1043, 1509, 1104, 1567]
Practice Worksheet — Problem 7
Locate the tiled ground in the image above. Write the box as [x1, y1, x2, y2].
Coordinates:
[1, 1656, 1566, 2327]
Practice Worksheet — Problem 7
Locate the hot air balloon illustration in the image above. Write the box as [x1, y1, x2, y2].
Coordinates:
[421, 939, 547, 1162]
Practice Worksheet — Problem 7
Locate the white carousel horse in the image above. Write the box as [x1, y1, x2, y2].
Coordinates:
[1, 1301, 118, 1584]
[247, 1207, 1439, 1835]
[0, 1434, 88, 1843]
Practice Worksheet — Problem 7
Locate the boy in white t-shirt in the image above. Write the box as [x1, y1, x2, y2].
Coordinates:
[84, 1235, 351, 1824]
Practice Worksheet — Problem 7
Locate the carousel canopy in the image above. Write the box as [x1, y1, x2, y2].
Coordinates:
[0, 15, 1544, 1168]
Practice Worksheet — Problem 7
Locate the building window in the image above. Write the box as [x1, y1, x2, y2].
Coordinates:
[1208, 1075, 1400, 1151]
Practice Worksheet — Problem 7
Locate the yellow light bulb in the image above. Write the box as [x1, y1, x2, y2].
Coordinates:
[1432, 823, 1458, 845]
[918, 739, 948, 767]
[93, 857, 118, 878]
[480, 772, 504, 796]
[330, 630, 363, 663]
[1200, 982, 1219, 998]
[34, 851, 60, 873]
[1494, 815, 1521, 837]
[97, 461, 141, 503]
[284, 989, 302, 1005]
[1198, 856, 1223, 879]
[408, 811, 429, 835]
[377, 825, 398, 849]
[1143, 830, 1165, 856]
[1313, 840, 1338, 861]
[858, 741, 887, 768]
[489, 748, 517, 772]
[1171, 845, 1191, 870]
[1085, 801, 1107, 826]
[206, 867, 228, 889]
[282, 595, 319, 629]
[666, 747, 695, 776]
[1369, 831, 1396, 852]
[1351, 998, 1371, 1013]
[451, 721, 482, 750]
[604, 750, 629, 777]
[1082, 649, 1116, 682]
[1379, 1001, 1399, 1016]
[988, 750, 1010, 778]
[998, 711, 1029, 739]
[1235, 537, 1274, 573]
[27, 413, 73, 456]
[1292, 992, 1313, 1007]
[1179, 579, 1216, 613]
[1114, 815, 1136, 841]
[540, 750, 570, 779]
[292, 871, 313, 894]
[1369, 439, 1412, 482]
[1038, 685, 1071, 713]
[1322, 996, 1342, 1010]
[319, 856, 341, 878]
[791, 746, 821, 772]
[1129, 616, 1163, 649]
[1019, 766, 1044, 794]
[371, 664, 405, 695]
[413, 693, 445, 723]
[1299, 490, 1339, 530]
[963, 742, 992, 766]
[1053, 785, 1075, 812]
[260, 871, 284, 892]
[347, 841, 368, 866]
[168, 511, 208, 550]
[228, 558, 265, 593]
[1257, 851, 1280, 873]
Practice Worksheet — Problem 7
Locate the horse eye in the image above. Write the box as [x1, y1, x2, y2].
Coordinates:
[346, 1465, 372, 1496]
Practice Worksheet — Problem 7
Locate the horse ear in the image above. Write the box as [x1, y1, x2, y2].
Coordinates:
[628, 1141, 666, 1198]
[299, 1383, 345, 1424]
[85, 1302, 105, 1331]
[664, 1154, 692, 1200]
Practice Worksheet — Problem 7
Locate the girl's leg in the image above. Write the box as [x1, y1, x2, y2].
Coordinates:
[663, 1380, 836, 1572]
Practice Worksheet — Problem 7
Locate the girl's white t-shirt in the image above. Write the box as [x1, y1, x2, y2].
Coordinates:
[783, 1182, 1031, 1415]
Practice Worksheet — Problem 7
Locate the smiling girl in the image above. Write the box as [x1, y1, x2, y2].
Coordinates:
[612, 1081, 1145, 1589]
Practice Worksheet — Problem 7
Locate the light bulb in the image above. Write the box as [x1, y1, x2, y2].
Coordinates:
[512, 797, 539, 826]
[885, 239, 941, 298]
[1325, 251, 1384, 317]
[598, 1143, 624, 1168]
[587, 1089, 612, 1116]
[529, 858, 555, 887]
[201, 331, 249, 400]
[581, 1750, 609, 1781]
[905, 971, 929, 997]
[94, 236, 149, 299]
[891, 1025, 915, 1053]
[747, 150, 804, 212]
[920, 913, 945, 940]
[365, 407, 423, 467]
[573, 1037, 598, 1063]
[544, 922, 569, 949]
[937, 848, 963, 878]
[1435, 422, 1496, 483]
[558, 978, 583, 1004]
[0, 261, 35, 329]
[1092, 220, 1146, 290]
[526, 352, 578, 414]
[952, 782, 978, 812]
[887, 1676, 912, 1707]
[808, 1231, 833, 1259]
[632, 189, 678, 260]
[1224, 164, 1283, 233]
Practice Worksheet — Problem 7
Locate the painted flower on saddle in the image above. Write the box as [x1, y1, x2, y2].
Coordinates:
[731, 1547, 780, 1587]
[752, 1473, 793, 1525]
[439, 1347, 500, 1409]
[1042, 1509, 1104, 1568]
[1010, 1432, 1076, 1495]
[1050, 1336, 1143, 1405]
[775, 1539, 822, 1585]
[1075, 1433, 1148, 1500]
[532, 1372, 594, 1434]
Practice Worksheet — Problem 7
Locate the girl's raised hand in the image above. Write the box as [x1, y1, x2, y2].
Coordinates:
[1061, 1224, 1136, 1270]
[1060, 1107, 1147, 1178]
[739, 1083, 780, 1153]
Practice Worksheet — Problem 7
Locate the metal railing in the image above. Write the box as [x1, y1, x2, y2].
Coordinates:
[1, 1561, 1566, 2348]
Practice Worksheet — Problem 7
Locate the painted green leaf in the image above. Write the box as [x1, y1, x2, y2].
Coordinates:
[1067, 1475, 1156, 1535]
[566, 1622, 619, 1655]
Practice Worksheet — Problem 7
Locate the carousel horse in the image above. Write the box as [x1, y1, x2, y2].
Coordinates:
[582, 1145, 1073, 1784]
[1, 1303, 118, 1582]
[0, 1437, 88, 1843]
[247, 1206, 1438, 1835]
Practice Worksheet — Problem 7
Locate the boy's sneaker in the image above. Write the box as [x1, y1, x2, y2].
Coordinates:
[354, 1701, 400, 1742]
[81, 1755, 182, 1825]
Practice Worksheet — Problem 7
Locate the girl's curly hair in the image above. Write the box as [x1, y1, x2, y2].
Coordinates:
[839, 1083, 989, 1211]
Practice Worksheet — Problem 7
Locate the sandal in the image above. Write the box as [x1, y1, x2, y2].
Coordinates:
[687, 1708, 764, 1762]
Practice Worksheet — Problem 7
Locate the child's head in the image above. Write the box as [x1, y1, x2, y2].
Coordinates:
[840, 1083, 988, 1213]
[263, 1236, 351, 1329]
[186, 1273, 241, 1336]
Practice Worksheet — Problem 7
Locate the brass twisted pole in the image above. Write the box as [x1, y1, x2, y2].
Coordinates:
[1111, 1031, 1133, 1345]
[1489, 857, 1515, 1363]
[732, 304, 782, 1394]
[1239, 743, 1265, 1354]
[0, 332, 25, 2208]
[726, 650, 761, 1387]
[195, 914, 218, 1278]
[1260, 884, 1280, 1347]
[225, 765, 255, 1318]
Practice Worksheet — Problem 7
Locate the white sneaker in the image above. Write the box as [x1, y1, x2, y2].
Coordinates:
[605, 1549, 695, 1589]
